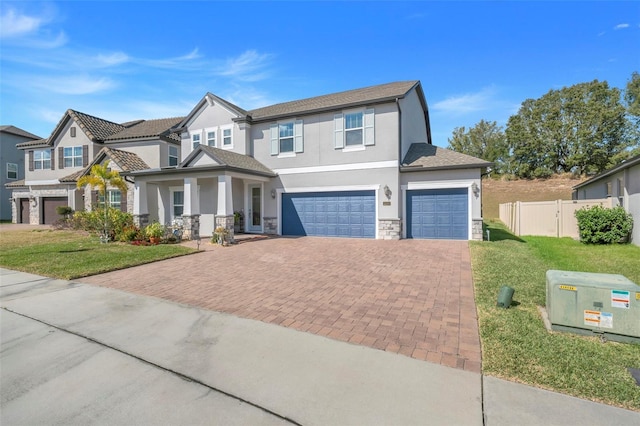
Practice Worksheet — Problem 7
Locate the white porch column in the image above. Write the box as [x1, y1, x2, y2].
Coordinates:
[183, 177, 199, 215]
[217, 175, 234, 216]
[133, 181, 148, 215]
[67, 189, 77, 211]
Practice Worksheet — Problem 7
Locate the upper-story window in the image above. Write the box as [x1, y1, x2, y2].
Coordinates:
[64, 146, 83, 168]
[192, 133, 201, 149]
[334, 108, 375, 150]
[270, 120, 303, 156]
[7, 163, 18, 179]
[206, 130, 216, 147]
[34, 150, 51, 169]
[169, 146, 179, 166]
[222, 127, 232, 147]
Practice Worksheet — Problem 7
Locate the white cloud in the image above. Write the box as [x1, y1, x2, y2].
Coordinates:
[0, 8, 43, 38]
[432, 87, 497, 114]
[29, 75, 116, 95]
[614, 23, 629, 30]
[95, 52, 129, 67]
[216, 50, 273, 81]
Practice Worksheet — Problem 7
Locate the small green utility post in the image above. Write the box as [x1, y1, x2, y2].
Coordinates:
[497, 286, 515, 308]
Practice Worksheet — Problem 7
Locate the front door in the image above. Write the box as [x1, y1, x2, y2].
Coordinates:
[248, 184, 262, 233]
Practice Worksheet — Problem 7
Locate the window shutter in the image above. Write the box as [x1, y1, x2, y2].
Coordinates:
[334, 113, 344, 149]
[120, 191, 128, 212]
[364, 108, 375, 146]
[83, 145, 89, 166]
[270, 124, 279, 155]
[29, 151, 34, 171]
[294, 119, 303, 153]
[50, 149, 55, 170]
[91, 191, 98, 209]
[58, 147, 64, 169]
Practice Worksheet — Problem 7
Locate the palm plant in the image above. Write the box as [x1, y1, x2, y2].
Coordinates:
[77, 160, 128, 242]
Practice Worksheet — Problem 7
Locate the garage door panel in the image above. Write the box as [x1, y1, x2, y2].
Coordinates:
[407, 188, 468, 240]
[283, 191, 375, 238]
[42, 197, 67, 225]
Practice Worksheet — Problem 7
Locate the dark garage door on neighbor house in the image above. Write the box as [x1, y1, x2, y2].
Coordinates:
[20, 198, 30, 224]
[282, 191, 376, 238]
[407, 188, 468, 240]
[42, 197, 67, 225]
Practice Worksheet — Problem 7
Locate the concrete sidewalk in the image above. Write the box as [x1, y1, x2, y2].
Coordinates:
[1, 268, 639, 425]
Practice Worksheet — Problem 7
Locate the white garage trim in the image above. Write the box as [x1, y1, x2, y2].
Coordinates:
[401, 180, 474, 240]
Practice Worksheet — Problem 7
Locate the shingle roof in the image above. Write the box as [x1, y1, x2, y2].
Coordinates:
[0, 125, 41, 140]
[191, 145, 274, 175]
[401, 143, 493, 171]
[105, 117, 184, 142]
[247, 81, 419, 121]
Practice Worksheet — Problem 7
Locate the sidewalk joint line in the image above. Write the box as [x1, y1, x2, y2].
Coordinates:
[1, 307, 303, 426]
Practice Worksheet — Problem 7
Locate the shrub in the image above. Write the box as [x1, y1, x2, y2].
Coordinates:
[56, 205, 74, 217]
[72, 208, 134, 241]
[144, 222, 165, 239]
[575, 205, 633, 244]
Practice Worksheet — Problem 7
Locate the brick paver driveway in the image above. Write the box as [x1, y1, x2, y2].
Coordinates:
[81, 237, 481, 372]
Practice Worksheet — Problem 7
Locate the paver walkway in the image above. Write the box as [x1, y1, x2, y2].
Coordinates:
[81, 237, 481, 372]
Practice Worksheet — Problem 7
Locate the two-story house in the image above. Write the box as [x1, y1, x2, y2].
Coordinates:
[1, 126, 41, 221]
[124, 80, 492, 240]
[9, 109, 183, 224]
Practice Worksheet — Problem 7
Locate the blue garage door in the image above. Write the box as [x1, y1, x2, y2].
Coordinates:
[407, 188, 468, 240]
[282, 191, 376, 238]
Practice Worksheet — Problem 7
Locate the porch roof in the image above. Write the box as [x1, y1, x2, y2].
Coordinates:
[400, 143, 493, 172]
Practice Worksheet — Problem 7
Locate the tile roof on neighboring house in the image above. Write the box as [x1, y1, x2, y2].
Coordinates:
[105, 117, 184, 143]
[247, 81, 420, 121]
[401, 143, 493, 171]
[573, 153, 640, 190]
[190, 145, 275, 175]
[0, 125, 41, 140]
[59, 147, 150, 183]
[4, 179, 26, 188]
[14, 138, 50, 149]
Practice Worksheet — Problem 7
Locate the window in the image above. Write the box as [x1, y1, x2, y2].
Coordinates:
[172, 190, 184, 217]
[618, 178, 624, 206]
[64, 146, 83, 168]
[222, 127, 232, 147]
[344, 112, 363, 146]
[279, 123, 294, 153]
[7, 163, 18, 179]
[334, 109, 374, 149]
[206, 130, 216, 146]
[192, 133, 201, 149]
[605, 181, 612, 197]
[34, 150, 51, 170]
[70, 127, 76, 137]
[270, 120, 303, 156]
[98, 190, 122, 209]
[169, 146, 178, 166]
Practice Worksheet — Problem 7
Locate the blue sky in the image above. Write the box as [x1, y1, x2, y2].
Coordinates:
[1, 1, 638, 147]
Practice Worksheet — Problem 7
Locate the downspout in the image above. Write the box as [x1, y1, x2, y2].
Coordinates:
[396, 98, 402, 171]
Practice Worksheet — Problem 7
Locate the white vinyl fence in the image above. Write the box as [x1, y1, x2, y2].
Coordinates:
[499, 198, 613, 238]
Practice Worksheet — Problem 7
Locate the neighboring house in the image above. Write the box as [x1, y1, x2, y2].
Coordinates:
[7, 110, 183, 224]
[125, 80, 492, 240]
[0, 126, 41, 221]
[573, 154, 640, 246]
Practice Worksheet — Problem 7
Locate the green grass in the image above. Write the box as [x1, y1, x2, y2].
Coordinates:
[0, 229, 197, 279]
[471, 220, 640, 410]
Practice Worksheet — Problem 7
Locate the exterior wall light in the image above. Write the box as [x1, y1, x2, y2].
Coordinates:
[471, 182, 480, 197]
[271, 189, 276, 199]
[384, 185, 392, 200]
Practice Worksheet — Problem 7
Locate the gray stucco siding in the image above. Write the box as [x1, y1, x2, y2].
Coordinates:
[253, 103, 400, 170]
[399, 88, 429, 159]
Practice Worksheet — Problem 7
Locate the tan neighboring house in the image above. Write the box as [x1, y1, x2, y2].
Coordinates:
[573, 153, 640, 246]
[7, 110, 183, 224]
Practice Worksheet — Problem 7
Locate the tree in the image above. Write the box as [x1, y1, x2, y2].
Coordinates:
[447, 119, 509, 175]
[625, 71, 640, 119]
[77, 160, 128, 242]
[506, 79, 634, 178]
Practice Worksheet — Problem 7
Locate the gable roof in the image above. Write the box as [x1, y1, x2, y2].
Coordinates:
[180, 145, 274, 176]
[104, 117, 184, 143]
[0, 125, 41, 140]
[573, 153, 640, 190]
[59, 147, 150, 183]
[176, 93, 248, 131]
[247, 81, 421, 122]
[401, 143, 493, 171]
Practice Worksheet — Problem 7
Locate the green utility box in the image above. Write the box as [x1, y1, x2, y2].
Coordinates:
[546, 270, 640, 344]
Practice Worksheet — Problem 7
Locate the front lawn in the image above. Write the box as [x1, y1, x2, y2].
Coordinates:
[0, 229, 197, 279]
[471, 220, 640, 411]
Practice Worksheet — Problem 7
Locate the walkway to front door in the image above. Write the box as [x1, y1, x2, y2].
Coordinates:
[81, 237, 481, 372]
